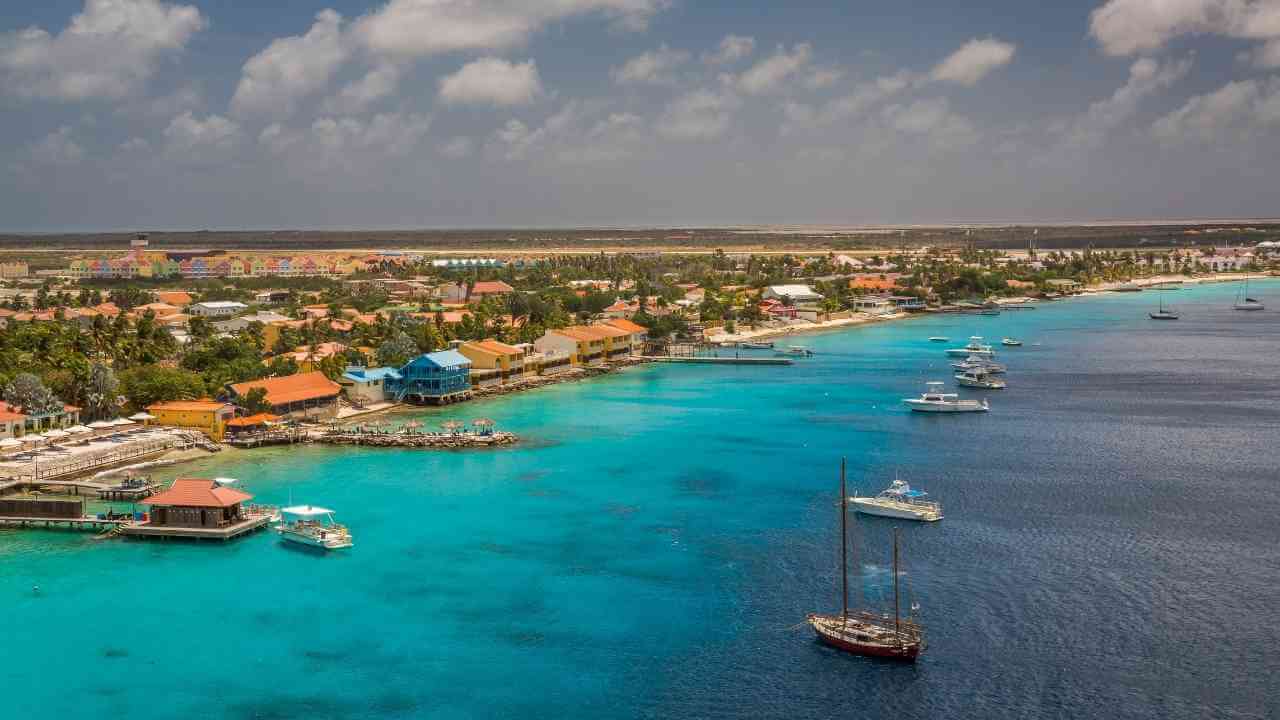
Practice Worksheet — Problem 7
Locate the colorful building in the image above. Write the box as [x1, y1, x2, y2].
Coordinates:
[458, 339, 530, 386]
[147, 400, 237, 440]
[228, 371, 343, 419]
[389, 351, 472, 405]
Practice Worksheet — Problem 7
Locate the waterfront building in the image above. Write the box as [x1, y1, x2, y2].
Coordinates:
[459, 340, 529, 386]
[0, 401, 80, 433]
[224, 413, 283, 436]
[141, 478, 253, 530]
[600, 318, 648, 352]
[339, 366, 402, 404]
[228, 371, 343, 419]
[190, 301, 249, 317]
[585, 324, 634, 360]
[146, 400, 236, 441]
[389, 351, 472, 404]
[763, 284, 823, 302]
[0, 404, 26, 439]
[534, 327, 603, 367]
[1045, 279, 1082, 293]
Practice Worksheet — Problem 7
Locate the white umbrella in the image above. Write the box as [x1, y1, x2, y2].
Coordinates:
[0, 438, 23, 449]
[109, 418, 135, 426]
[42, 429, 70, 439]
[87, 420, 113, 429]
[128, 412, 156, 421]
[65, 425, 92, 434]
[213, 477, 239, 486]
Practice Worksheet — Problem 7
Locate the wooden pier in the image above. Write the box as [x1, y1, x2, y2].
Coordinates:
[640, 356, 794, 365]
[120, 513, 274, 541]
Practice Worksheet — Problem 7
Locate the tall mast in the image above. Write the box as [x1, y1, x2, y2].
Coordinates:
[840, 457, 848, 621]
[893, 526, 901, 637]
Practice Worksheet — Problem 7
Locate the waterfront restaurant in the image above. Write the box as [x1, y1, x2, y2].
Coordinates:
[228, 371, 343, 420]
[389, 351, 472, 404]
[146, 400, 236, 440]
[141, 478, 252, 529]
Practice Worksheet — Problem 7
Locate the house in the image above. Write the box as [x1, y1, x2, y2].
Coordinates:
[268, 342, 355, 372]
[441, 280, 515, 304]
[228, 371, 343, 420]
[586, 323, 634, 360]
[212, 311, 290, 334]
[254, 290, 291, 304]
[833, 255, 865, 269]
[459, 340, 529, 386]
[534, 327, 605, 367]
[154, 291, 193, 307]
[133, 302, 181, 317]
[1045, 279, 1082, 292]
[600, 318, 648, 353]
[0, 404, 26, 439]
[142, 478, 254, 530]
[1005, 279, 1036, 290]
[190, 301, 249, 317]
[146, 400, 237, 441]
[339, 366, 402, 405]
[759, 299, 799, 320]
[0, 401, 80, 433]
[762, 285, 823, 303]
[388, 351, 472, 405]
[849, 274, 901, 292]
[852, 295, 895, 314]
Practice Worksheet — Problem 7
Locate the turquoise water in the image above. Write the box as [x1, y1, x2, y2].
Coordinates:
[3, 280, 1278, 719]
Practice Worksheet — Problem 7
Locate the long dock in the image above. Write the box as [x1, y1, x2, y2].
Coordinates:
[640, 356, 794, 365]
[0, 515, 129, 531]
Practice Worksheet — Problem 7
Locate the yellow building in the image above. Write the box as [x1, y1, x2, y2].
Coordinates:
[147, 400, 236, 440]
[459, 339, 530, 382]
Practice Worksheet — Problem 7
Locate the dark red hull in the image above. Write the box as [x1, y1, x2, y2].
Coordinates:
[813, 627, 919, 661]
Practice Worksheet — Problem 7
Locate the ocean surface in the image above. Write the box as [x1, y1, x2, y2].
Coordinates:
[3, 280, 1278, 720]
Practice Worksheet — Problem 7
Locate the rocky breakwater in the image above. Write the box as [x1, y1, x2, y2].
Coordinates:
[312, 431, 518, 449]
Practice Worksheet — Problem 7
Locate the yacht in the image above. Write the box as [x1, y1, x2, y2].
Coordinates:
[927, 336, 949, 342]
[741, 341, 775, 349]
[275, 505, 353, 550]
[777, 345, 815, 357]
[1149, 294, 1179, 320]
[945, 336, 995, 357]
[1001, 338, 1022, 347]
[1234, 277, 1264, 311]
[955, 369, 1006, 389]
[851, 478, 943, 522]
[902, 382, 989, 413]
[951, 355, 1006, 374]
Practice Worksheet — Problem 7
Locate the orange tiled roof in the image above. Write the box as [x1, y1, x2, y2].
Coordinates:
[229, 371, 341, 406]
[148, 400, 233, 413]
[154, 291, 192, 306]
[144, 478, 252, 508]
[225, 413, 282, 428]
[587, 324, 629, 338]
[603, 318, 646, 334]
[471, 280, 514, 294]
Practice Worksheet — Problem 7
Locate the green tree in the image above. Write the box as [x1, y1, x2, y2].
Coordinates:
[376, 331, 418, 368]
[241, 387, 272, 414]
[83, 363, 119, 421]
[118, 366, 205, 411]
[3, 372, 62, 415]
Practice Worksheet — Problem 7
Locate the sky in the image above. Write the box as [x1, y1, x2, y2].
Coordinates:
[1, 0, 1279, 232]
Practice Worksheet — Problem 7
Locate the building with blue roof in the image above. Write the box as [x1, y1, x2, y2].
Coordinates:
[387, 351, 472, 405]
[338, 366, 404, 405]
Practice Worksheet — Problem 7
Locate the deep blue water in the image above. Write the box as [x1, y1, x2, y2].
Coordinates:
[2, 280, 1278, 719]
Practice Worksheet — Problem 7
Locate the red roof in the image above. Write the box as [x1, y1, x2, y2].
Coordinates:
[225, 412, 283, 428]
[229, 371, 341, 406]
[144, 478, 252, 508]
[471, 280, 514, 295]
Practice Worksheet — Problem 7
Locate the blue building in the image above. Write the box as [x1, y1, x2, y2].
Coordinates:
[339, 366, 403, 405]
[389, 351, 472, 405]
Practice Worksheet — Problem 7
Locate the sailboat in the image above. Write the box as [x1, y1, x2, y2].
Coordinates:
[1149, 291, 1179, 320]
[1234, 277, 1264, 311]
[806, 459, 925, 661]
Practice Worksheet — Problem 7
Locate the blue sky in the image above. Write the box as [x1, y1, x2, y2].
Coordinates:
[2, 0, 1279, 231]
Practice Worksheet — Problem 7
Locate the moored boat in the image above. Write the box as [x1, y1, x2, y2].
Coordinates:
[851, 478, 942, 522]
[807, 460, 925, 661]
[275, 505, 353, 550]
[955, 369, 1006, 389]
[741, 341, 775, 349]
[902, 382, 989, 412]
[776, 345, 815, 357]
[945, 336, 995, 357]
[1234, 277, 1264, 311]
[1001, 338, 1022, 346]
[928, 336, 949, 342]
[951, 354, 1006, 373]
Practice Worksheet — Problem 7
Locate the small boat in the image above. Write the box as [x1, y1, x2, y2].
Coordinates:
[951, 356, 1006, 373]
[741, 341, 775, 349]
[807, 460, 925, 661]
[944, 336, 995, 357]
[973, 309, 1000, 316]
[1149, 293, 1178, 320]
[275, 505, 353, 550]
[902, 382, 989, 413]
[1115, 283, 1143, 292]
[1001, 338, 1022, 347]
[955, 369, 1006, 389]
[776, 345, 815, 357]
[928, 336, 949, 342]
[1234, 277, 1264, 311]
[851, 477, 943, 522]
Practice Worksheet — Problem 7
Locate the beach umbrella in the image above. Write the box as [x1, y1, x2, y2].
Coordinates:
[0, 438, 22, 449]
[441, 420, 463, 434]
[42, 429, 70, 440]
[65, 425, 92, 434]
[213, 477, 239, 486]
[87, 421, 113, 429]
[128, 412, 156, 422]
[110, 418, 135, 426]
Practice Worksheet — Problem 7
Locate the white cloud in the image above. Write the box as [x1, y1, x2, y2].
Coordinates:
[781, 71, 913, 135]
[439, 58, 541, 106]
[737, 44, 812, 95]
[325, 64, 400, 114]
[30, 126, 85, 165]
[804, 67, 845, 90]
[1153, 76, 1280, 142]
[930, 37, 1016, 86]
[1090, 0, 1280, 59]
[438, 136, 474, 158]
[1057, 57, 1192, 150]
[230, 10, 349, 118]
[260, 112, 431, 169]
[611, 45, 690, 85]
[1250, 38, 1280, 67]
[704, 34, 755, 65]
[353, 0, 668, 59]
[657, 89, 739, 139]
[0, 0, 205, 101]
[491, 101, 646, 165]
[881, 97, 979, 148]
[164, 112, 240, 151]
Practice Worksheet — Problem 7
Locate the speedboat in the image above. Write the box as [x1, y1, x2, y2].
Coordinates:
[851, 478, 942, 522]
[776, 345, 814, 357]
[741, 341, 775, 349]
[928, 336, 949, 342]
[945, 336, 995, 357]
[902, 382, 989, 413]
[275, 505, 353, 550]
[951, 354, 1006, 374]
[955, 369, 1006, 389]
[1001, 338, 1022, 346]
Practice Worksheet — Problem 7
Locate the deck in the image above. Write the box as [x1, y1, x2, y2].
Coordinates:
[0, 515, 129, 531]
[640, 356, 794, 365]
[119, 513, 274, 541]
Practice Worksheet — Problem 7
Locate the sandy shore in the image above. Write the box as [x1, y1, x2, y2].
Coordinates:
[707, 312, 911, 344]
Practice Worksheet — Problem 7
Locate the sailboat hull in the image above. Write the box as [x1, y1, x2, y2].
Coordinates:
[1234, 303, 1264, 311]
[808, 615, 921, 661]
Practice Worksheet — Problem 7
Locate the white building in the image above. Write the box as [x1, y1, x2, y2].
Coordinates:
[189, 301, 249, 317]
[762, 285, 823, 303]
[213, 311, 290, 333]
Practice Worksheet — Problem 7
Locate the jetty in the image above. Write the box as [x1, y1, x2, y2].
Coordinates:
[641, 356, 793, 365]
[313, 418, 517, 449]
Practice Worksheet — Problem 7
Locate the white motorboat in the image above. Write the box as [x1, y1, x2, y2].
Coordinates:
[902, 382, 990, 413]
[1001, 338, 1022, 347]
[955, 369, 1006, 389]
[944, 336, 995, 357]
[928, 336, 949, 342]
[951, 354, 1006, 374]
[776, 345, 815, 357]
[851, 478, 942, 522]
[275, 505, 353, 550]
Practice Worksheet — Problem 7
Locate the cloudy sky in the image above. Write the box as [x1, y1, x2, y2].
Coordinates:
[2, 0, 1279, 231]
